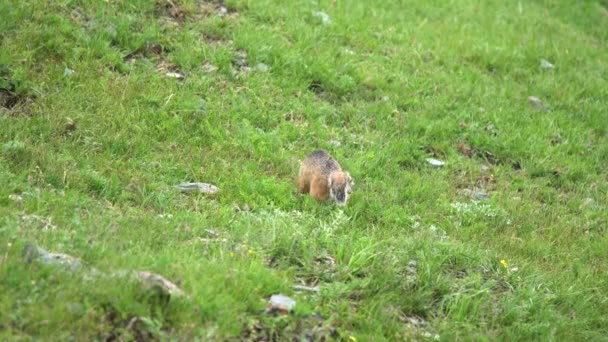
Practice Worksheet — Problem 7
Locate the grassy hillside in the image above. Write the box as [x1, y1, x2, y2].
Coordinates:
[1, 0, 607, 340]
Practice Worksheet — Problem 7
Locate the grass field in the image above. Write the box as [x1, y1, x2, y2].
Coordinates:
[1, 0, 607, 340]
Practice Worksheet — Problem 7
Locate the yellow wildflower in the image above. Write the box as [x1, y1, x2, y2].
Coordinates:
[500, 259, 508, 268]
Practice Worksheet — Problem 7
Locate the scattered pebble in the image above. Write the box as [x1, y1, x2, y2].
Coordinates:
[425, 158, 445, 167]
[458, 188, 491, 201]
[313, 11, 331, 25]
[176, 182, 219, 194]
[65, 117, 77, 133]
[8, 194, 23, 208]
[158, 213, 173, 219]
[580, 198, 595, 209]
[255, 63, 270, 72]
[63, 67, 75, 76]
[201, 62, 218, 74]
[407, 260, 418, 273]
[217, 6, 228, 17]
[233, 50, 248, 67]
[204, 229, 220, 237]
[22, 244, 83, 272]
[404, 316, 426, 327]
[293, 285, 320, 293]
[19, 214, 57, 231]
[474, 192, 491, 201]
[551, 133, 562, 145]
[166, 72, 185, 80]
[528, 96, 548, 111]
[137, 271, 184, 297]
[22, 244, 185, 297]
[266, 294, 296, 315]
[540, 59, 555, 69]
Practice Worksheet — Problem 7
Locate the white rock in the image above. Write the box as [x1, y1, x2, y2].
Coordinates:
[313, 11, 331, 25]
[425, 158, 445, 167]
[255, 63, 270, 72]
[267, 294, 296, 313]
[176, 182, 219, 194]
[540, 59, 555, 69]
[166, 72, 185, 80]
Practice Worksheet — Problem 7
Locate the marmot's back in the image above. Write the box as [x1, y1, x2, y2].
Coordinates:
[301, 150, 342, 177]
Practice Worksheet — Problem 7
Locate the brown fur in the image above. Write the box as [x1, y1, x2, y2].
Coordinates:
[298, 150, 353, 205]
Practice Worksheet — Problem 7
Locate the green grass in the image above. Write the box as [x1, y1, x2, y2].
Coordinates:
[1, 0, 607, 340]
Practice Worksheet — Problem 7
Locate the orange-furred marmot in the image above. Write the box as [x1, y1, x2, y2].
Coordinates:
[298, 150, 353, 206]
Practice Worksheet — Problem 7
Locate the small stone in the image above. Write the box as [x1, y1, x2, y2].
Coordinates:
[204, 229, 220, 237]
[201, 62, 218, 74]
[266, 294, 296, 315]
[328, 140, 342, 147]
[458, 188, 491, 201]
[137, 271, 184, 297]
[65, 117, 77, 133]
[474, 192, 491, 201]
[217, 6, 228, 17]
[67, 303, 85, 316]
[176, 182, 219, 194]
[313, 11, 331, 25]
[63, 68, 75, 76]
[293, 285, 320, 293]
[166, 72, 185, 80]
[8, 194, 23, 208]
[255, 63, 270, 72]
[540, 59, 555, 69]
[407, 260, 418, 273]
[22, 244, 83, 272]
[425, 158, 445, 167]
[528, 96, 547, 111]
[404, 316, 426, 326]
[580, 198, 595, 209]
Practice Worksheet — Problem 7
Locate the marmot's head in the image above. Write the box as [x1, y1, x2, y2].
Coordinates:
[328, 171, 353, 206]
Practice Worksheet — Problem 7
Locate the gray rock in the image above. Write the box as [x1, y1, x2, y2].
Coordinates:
[176, 182, 219, 194]
[63, 68, 75, 76]
[166, 72, 185, 80]
[22, 244, 83, 272]
[540, 59, 555, 69]
[255, 63, 270, 72]
[528, 96, 548, 111]
[266, 294, 296, 314]
[293, 285, 320, 293]
[22, 244, 185, 298]
[313, 11, 331, 25]
[474, 192, 491, 201]
[137, 271, 184, 297]
[201, 62, 218, 74]
[458, 188, 491, 201]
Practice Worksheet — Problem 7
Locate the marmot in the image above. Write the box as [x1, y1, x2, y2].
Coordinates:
[298, 150, 353, 206]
